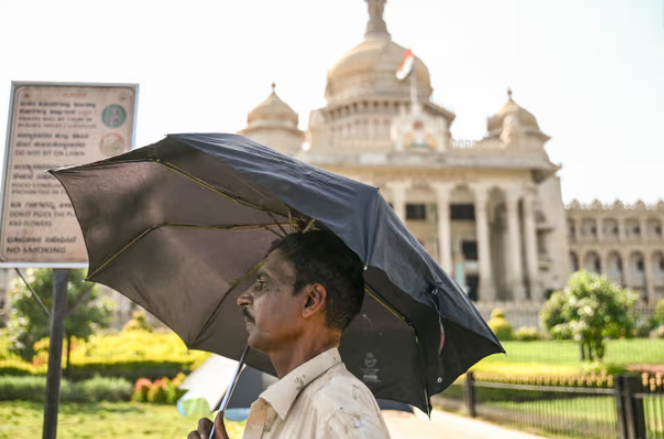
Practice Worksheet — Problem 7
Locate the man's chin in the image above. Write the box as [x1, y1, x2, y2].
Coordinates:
[246, 332, 270, 353]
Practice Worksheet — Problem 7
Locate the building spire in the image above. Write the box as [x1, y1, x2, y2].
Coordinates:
[271, 82, 277, 95]
[364, 0, 391, 40]
[507, 87, 513, 101]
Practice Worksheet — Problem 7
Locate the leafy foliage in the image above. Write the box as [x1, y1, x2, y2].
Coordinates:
[513, 327, 542, 342]
[0, 330, 210, 381]
[540, 271, 638, 361]
[122, 310, 154, 332]
[0, 375, 132, 402]
[5, 269, 114, 363]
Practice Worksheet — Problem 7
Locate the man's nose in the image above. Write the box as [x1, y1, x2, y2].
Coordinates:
[237, 290, 252, 307]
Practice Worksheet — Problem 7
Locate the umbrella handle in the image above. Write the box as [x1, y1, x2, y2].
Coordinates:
[208, 345, 250, 439]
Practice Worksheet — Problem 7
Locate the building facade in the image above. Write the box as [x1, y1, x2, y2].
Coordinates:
[1, 0, 662, 323]
[567, 200, 664, 305]
[237, 0, 664, 309]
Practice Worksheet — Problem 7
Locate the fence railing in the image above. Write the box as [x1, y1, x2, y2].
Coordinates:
[434, 373, 664, 439]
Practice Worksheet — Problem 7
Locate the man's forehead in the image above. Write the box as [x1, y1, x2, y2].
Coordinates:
[260, 249, 295, 280]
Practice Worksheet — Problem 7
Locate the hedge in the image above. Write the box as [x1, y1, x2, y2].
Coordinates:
[0, 331, 210, 382]
[0, 376, 132, 402]
[0, 358, 194, 382]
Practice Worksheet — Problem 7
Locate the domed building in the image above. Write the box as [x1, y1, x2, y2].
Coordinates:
[238, 0, 664, 320]
[238, 83, 304, 156]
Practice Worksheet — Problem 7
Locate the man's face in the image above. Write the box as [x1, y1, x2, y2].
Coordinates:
[237, 249, 307, 353]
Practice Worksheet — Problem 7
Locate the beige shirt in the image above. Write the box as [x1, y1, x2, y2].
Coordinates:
[242, 348, 391, 439]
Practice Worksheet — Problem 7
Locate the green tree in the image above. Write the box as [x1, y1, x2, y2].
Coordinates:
[540, 271, 638, 361]
[5, 268, 114, 375]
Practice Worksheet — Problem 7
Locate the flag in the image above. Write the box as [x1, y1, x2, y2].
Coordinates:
[396, 49, 415, 81]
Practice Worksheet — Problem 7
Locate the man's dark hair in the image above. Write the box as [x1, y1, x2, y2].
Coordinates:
[268, 230, 364, 331]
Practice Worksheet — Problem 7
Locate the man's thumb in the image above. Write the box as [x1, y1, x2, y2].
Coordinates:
[213, 411, 230, 439]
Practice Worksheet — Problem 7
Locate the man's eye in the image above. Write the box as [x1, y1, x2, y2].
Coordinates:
[256, 280, 265, 291]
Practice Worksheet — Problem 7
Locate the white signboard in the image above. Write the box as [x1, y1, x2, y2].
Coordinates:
[0, 82, 138, 266]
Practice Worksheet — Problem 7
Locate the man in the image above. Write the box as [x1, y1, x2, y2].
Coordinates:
[189, 230, 391, 439]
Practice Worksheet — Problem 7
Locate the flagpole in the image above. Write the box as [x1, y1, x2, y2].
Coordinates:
[409, 65, 418, 113]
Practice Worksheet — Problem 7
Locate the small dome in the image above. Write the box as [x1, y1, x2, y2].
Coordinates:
[488, 89, 540, 133]
[247, 83, 298, 127]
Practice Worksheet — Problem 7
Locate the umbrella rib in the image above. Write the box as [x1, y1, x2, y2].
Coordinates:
[166, 223, 289, 231]
[156, 160, 286, 218]
[267, 212, 288, 236]
[364, 284, 410, 325]
[192, 261, 264, 346]
[88, 225, 159, 279]
[87, 223, 286, 279]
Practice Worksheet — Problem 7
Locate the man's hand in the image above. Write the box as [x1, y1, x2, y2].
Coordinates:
[187, 411, 230, 439]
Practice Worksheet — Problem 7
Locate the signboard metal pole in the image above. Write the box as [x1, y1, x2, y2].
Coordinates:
[42, 269, 69, 439]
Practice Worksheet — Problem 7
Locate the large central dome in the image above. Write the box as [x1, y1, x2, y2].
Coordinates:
[325, 0, 433, 105]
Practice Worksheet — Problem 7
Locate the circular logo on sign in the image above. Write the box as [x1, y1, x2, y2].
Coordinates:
[364, 352, 377, 368]
[99, 133, 127, 156]
[101, 104, 127, 128]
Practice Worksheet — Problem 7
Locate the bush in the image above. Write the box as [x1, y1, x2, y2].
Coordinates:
[132, 377, 153, 402]
[66, 376, 132, 402]
[513, 327, 542, 341]
[0, 376, 47, 401]
[134, 375, 187, 405]
[0, 331, 209, 382]
[655, 299, 664, 324]
[540, 271, 638, 361]
[0, 376, 132, 402]
[0, 359, 45, 376]
[488, 309, 513, 341]
[652, 325, 664, 339]
[122, 310, 154, 333]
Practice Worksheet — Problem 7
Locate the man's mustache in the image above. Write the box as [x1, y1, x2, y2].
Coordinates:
[243, 308, 255, 323]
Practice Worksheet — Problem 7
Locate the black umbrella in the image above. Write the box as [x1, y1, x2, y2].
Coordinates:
[51, 133, 503, 414]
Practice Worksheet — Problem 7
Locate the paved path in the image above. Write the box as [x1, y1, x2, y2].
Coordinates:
[382, 409, 546, 439]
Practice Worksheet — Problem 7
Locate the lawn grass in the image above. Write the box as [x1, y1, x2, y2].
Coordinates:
[484, 395, 664, 439]
[0, 401, 245, 439]
[471, 339, 664, 376]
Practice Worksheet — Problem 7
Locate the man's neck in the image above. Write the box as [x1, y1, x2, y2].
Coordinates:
[268, 335, 340, 379]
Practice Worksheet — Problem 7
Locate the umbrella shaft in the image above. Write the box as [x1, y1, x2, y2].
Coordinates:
[209, 345, 250, 439]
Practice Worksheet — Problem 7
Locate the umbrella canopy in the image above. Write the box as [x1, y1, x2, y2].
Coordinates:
[51, 133, 503, 414]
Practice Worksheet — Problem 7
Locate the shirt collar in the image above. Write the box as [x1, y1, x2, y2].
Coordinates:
[259, 347, 342, 420]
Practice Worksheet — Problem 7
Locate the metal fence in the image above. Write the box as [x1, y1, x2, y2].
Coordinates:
[434, 373, 664, 439]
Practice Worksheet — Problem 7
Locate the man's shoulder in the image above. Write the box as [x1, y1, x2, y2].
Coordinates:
[310, 363, 378, 411]
[308, 363, 391, 438]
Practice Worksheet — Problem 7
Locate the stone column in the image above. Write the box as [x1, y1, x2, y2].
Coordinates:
[505, 187, 526, 300]
[644, 253, 655, 305]
[523, 191, 541, 301]
[595, 217, 603, 241]
[473, 185, 495, 301]
[640, 218, 648, 242]
[432, 182, 453, 274]
[618, 217, 626, 242]
[386, 181, 410, 224]
[622, 250, 632, 290]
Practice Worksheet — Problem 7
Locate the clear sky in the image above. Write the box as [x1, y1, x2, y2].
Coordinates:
[0, 0, 662, 204]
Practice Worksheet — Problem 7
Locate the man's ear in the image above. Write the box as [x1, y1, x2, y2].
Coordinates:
[302, 284, 327, 319]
